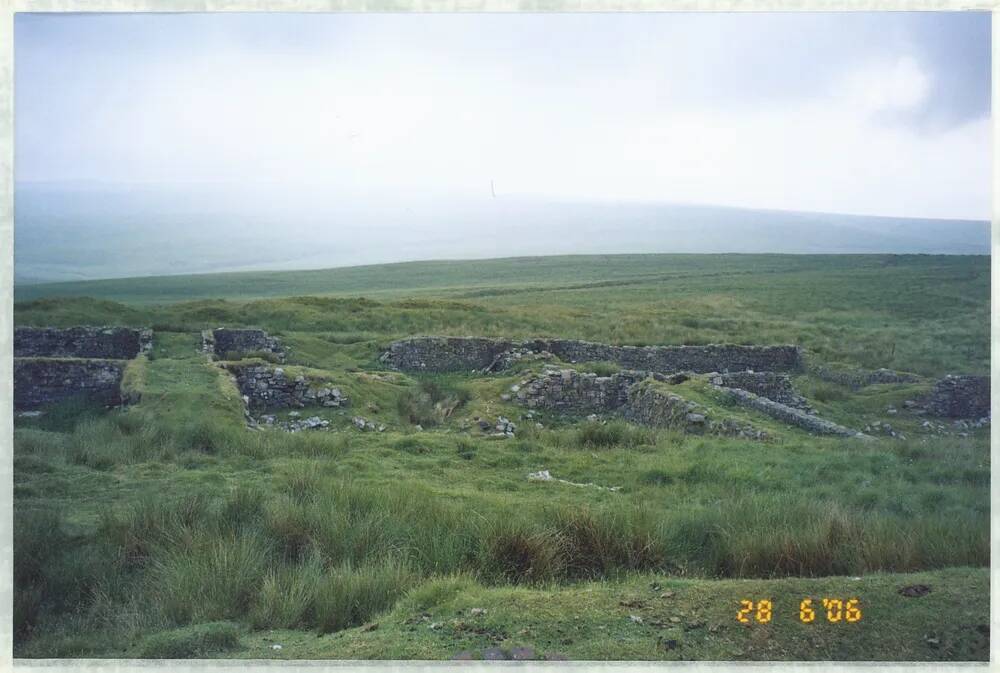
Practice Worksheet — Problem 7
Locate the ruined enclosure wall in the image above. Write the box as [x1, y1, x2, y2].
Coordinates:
[513, 369, 768, 439]
[719, 387, 866, 438]
[622, 384, 706, 431]
[535, 340, 804, 374]
[14, 326, 152, 359]
[622, 383, 769, 439]
[210, 329, 284, 361]
[14, 359, 127, 411]
[224, 363, 347, 412]
[926, 375, 990, 418]
[709, 372, 810, 410]
[515, 369, 648, 413]
[809, 365, 920, 390]
[380, 337, 514, 372]
[381, 336, 803, 374]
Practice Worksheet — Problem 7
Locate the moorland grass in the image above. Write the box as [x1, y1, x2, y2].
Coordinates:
[12, 253, 990, 659]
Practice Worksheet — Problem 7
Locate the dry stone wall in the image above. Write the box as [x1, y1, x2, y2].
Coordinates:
[14, 358, 127, 411]
[381, 336, 803, 374]
[622, 382, 769, 439]
[708, 372, 811, 410]
[809, 364, 920, 390]
[514, 368, 651, 413]
[13, 326, 152, 411]
[717, 386, 868, 439]
[208, 328, 285, 361]
[534, 339, 803, 374]
[513, 368, 767, 439]
[224, 363, 347, 412]
[380, 337, 513, 372]
[925, 375, 989, 419]
[15, 326, 152, 359]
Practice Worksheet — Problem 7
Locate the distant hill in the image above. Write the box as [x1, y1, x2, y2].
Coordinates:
[13, 252, 988, 306]
[14, 183, 989, 286]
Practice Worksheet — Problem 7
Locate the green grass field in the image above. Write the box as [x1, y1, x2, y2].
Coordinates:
[12, 253, 990, 660]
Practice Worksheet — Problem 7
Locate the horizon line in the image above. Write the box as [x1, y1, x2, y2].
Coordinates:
[14, 250, 990, 290]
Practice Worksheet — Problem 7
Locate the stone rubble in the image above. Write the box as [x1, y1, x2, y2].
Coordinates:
[225, 363, 347, 412]
[494, 416, 516, 437]
[257, 414, 331, 432]
[352, 416, 386, 432]
[512, 367, 768, 439]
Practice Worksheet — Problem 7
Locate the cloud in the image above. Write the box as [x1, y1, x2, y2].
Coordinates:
[841, 57, 932, 114]
[14, 12, 991, 221]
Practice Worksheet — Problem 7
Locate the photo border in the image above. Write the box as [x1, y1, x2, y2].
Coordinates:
[0, 1, 994, 671]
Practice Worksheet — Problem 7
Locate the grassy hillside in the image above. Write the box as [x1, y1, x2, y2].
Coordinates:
[14, 254, 990, 377]
[12, 253, 989, 660]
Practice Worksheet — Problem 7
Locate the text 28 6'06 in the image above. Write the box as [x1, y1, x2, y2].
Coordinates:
[737, 598, 862, 624]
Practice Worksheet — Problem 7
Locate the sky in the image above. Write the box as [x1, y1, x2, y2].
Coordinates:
[14, 11, 992, 221]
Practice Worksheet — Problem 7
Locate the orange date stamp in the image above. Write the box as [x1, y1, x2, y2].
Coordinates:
[737, 598, 862, 624]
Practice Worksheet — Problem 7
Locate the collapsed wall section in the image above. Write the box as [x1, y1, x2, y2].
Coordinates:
[809, 364, 920, 389]
[14, 358, 127, 411]
[513, 368, 768, 439]
[708, 371, 811, 411]
[717, 387, 868, 439]
[223, 363, 347, 412]
[14, 326, 152, 359]
[622, 381, 769, 439]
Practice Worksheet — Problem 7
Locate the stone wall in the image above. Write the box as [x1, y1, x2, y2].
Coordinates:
[381, 336, 803, 374]
[209, 329, 285, 361]
[708, 372, 811, 410]
[512, 368, 766, 439]
[14, 358, 127, 411]
[925, 375, 989, 418]
[717, 386, 868, 439]
[514, 368, 650, 413]
[380, 337, 513, 373]
[224, 363, 347, 412]
[533, 339, 803, 374]
[14, 326, 152, 359]
[623, 382, 768, 439]
[809, 364, 920, 390]
[622, 382, 706, 431]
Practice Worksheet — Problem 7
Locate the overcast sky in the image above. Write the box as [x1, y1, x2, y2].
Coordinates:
[15, 11, 991, 220]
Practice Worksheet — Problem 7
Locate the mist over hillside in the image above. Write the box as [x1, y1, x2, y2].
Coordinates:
[14, 183, 989, 284]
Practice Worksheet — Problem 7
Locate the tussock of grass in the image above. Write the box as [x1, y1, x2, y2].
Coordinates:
[574, 421, 657, 449]
[396, 380, 471, 427]
[314, 560, 418, 633]
[138, 621, 242, 658]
